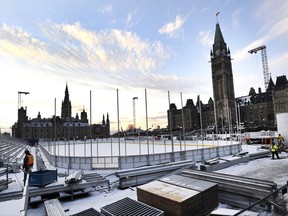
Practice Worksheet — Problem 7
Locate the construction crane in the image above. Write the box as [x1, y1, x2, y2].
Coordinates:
[248, 45, 269, 90]
[132, 97, 138, 130]
[18, 91, 30, 109]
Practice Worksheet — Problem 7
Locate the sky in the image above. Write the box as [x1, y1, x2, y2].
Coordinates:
[1, 0, 288, 134]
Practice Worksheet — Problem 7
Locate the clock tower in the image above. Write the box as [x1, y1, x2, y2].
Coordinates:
[210, 23, 236, 131]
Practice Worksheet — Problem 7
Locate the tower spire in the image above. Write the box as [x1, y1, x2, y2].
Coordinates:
[210, 21, 236, 131]
[61, 83, 72, 119]
[214, 23, 226, 48]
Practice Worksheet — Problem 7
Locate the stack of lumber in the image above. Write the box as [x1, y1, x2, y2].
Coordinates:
[137, 174, 218, 216]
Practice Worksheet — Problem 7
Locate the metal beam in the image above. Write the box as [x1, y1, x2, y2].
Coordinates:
[248, 45, 269, 90]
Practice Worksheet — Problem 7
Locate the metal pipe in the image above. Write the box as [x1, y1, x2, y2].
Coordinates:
[168, 91, 174, 161]
[117, 89, 120, 156]
[145, 89, 149, 156]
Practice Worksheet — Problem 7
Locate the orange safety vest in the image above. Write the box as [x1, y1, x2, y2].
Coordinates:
[26, 154, 34, 166]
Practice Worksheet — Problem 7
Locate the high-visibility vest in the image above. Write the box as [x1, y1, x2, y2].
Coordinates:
[271, 145, 278, 152]
[26, 155, 34, 166]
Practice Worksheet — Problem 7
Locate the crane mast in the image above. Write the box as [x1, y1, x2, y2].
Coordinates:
[18, 91, 30, 109]
[248, 45, 270, 90]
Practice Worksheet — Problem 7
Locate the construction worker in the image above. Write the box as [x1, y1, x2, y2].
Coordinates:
[23, 149, 34, 186]
[278, 133, 285, 145]
[278, 134, 285, 153]
[271, 142, 280, 159]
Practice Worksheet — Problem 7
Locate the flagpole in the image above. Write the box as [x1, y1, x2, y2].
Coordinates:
[216, 12, 220, 23]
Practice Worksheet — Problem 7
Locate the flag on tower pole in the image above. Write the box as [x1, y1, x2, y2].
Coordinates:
[216, 12, 220, 23]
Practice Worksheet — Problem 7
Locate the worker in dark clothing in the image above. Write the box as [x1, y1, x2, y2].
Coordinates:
[271, 142, 280, 159]
[23, 149, 34, 186]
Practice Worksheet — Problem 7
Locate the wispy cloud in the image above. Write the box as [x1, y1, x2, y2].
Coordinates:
[159, 15, 185, 38]
[200, 7, 208, 14]
[125, 10, 140, 27]
[158, 7, 194, 38]
[256, 0, 288, 36]
[0, 22, 198, 93]
[198, 30, 213, 47]
[267, 17, 288, 39]
[233, 1, 288, 62]
[269, 51, 288, 76]
[232, 8, 242, 28]
[233, 37, 267, 62]
[98, 3, 113, 15]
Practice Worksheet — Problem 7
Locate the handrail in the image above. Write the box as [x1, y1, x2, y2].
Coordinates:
[233, 181, 288, 216]
[20, 174, 29, 216]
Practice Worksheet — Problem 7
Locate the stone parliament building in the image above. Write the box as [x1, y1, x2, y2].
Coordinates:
[168, 23, 288, 133]
[12, 84, 110, 140]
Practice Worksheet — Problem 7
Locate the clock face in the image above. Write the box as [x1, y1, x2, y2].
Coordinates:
[215, 49, 220, 55]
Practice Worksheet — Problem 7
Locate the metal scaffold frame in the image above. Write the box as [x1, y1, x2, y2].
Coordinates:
[248, 45, 270, 90]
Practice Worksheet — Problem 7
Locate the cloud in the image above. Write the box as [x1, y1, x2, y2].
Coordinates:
[125, 10, 140, 27]
[98, 3, 113, 15]
[267, 17, 288, 39]
[232, 1, 288, 63]
[0, 24, 46, 56]
[159, 15, 185, 38]
[158, 7, 194, 39]
[200, 7, 208, 14]
[256, 0, 288, 35]
[269, 51, 288, 76]
[232, 8, 242, 28]
[232, 37, 267, 62]
[198, 30, 213, 47]
[0, 22, 199, 94]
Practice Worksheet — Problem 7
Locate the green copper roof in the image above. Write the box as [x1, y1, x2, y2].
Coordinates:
[214, 23, 225, 46]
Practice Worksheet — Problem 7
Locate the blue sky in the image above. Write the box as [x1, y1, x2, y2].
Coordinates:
[0, 0, 288, 133]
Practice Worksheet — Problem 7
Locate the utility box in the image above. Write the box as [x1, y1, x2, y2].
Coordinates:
[29, 169, 57, 187]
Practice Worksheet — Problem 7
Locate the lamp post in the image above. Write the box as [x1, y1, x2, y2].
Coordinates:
[133, 97, 138, 131]
[168, 91, 175, 162]
[145, 89, 150, 158]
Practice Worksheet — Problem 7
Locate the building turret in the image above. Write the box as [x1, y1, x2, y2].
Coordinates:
[61, 84, 72, 120]
[81, 109, 88, 123]
[102, 114, 105, 125]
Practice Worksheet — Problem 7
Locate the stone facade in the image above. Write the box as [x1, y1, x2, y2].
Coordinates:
[168, 23, 288, 132]
[12, 85, 110, 140]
